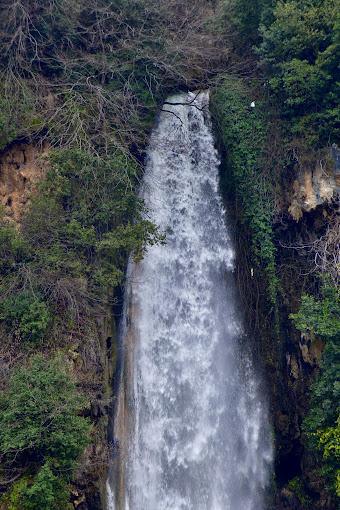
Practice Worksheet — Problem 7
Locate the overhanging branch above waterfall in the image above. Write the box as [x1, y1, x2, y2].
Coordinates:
[160, 109, 184, 124]
[162, 91, 207, 112]
[161, 91, 207, 123]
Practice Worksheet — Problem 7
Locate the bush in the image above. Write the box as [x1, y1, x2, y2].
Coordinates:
[0, 224, 30, 274]
[2, 464, 71, 510]
[223, 0, 274, 47]
[0, 354, 91, 508]
[0, 354, 91, 469]
[258, 0, 339, 146]
[0, 293, 51, 342]
[292, 283, 340, 496]
[23, 462, 71, 510]
[290, 284, 340, 338]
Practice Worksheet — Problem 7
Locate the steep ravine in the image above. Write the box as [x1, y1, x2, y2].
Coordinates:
[0, 100, 337, 510]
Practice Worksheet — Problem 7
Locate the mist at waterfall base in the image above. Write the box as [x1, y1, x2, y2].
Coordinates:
[107, 92, 273, 510]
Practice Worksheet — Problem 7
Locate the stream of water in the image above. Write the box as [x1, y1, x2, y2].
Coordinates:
[107, 91, 272, 510]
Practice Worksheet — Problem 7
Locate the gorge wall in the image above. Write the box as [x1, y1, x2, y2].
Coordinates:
[212, 79, 339, 509]
[0, 1, 338, 509]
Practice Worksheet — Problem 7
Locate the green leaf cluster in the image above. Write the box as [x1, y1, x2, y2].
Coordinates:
[0, 355, 91, 509]
[290, 284, 340, 338]
[258, 0, 339, 146]
[223, 0, 275, 47]
[0, 293, 51, 343]
[0, 149, 163, 345]
[291, 283, 340, 496]
[9, 463, 72, 510]
[225, 0, 338, 146]
[211, 76, 278, 304]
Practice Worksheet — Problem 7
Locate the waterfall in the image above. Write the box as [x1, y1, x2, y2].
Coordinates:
[107, 91, 273, 510]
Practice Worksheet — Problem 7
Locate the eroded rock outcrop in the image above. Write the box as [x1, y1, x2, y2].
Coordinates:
[0, 142, 48, 223]
[288, 147, 340, 221]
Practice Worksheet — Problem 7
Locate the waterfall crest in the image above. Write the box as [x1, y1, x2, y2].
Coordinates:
[108, 91, 272, 510]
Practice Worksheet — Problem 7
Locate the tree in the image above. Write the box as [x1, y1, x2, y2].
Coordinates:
[291, 284, 340, 496]
[258, 0, 339, 145]
[0, 354, 91, 486]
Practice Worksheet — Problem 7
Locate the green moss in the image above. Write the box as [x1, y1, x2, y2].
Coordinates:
[211, 75, 278, 306]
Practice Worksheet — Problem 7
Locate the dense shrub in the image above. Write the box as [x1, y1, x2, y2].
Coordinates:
[223, 0, 274, 47]
[291, 283, 340, 496]
[290, 284, 340, 338]
[226, 0, 338, 146]
[3, 464, 71, 510]
[0, 354, 91, 467]
[0, 149, 164, 343]
[258, 0, 339, 146]
[211, 75, 278, 304]
[0, 354, 90, 509]
[0, 293, 51, 343]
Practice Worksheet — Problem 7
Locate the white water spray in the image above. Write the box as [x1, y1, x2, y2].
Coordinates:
[108, 91, 272, 510]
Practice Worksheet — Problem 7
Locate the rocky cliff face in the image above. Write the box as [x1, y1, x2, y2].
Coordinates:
[0, 142, 118, 509]
[266, 155, 338, 509]
[0, 142, 48, 223]
[287, 147, 339, 221]
[72, 307, 117, 510]
[216, 125, 338, 509]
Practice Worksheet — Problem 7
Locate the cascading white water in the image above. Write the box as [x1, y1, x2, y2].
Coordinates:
[108, 91, 272, 510]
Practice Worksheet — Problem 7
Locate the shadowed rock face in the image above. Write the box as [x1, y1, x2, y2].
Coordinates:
[108, 91, 272, 510]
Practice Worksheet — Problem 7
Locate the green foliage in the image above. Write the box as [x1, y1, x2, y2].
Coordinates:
[0, 355, 90, 508]
[211, 76, 278, 304]
[20, 462, 71, 510]
[0, 293, 51, 342]
[287, 477, 312, 506]
[226, 0, 339, 145]
[290, 284, 340, 338]
[0, 223, 30, 274]
[317, 416, 340, 497]
[303, 340, 340, 496]
[1, 477, 31, 510]
[2, 464, 71, 510]
[292, 282, 340, 496]
[0, 149, 163, 345]
[0, 354, 91, 469]
[24, 149, 164, 285]
[258, 0, 339, 146]
[224, 0, 274, 47]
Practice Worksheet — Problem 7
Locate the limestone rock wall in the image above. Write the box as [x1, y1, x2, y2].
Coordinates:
[0, 142, 48, 223]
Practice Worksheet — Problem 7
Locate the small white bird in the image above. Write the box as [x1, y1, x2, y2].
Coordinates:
[250, 101, 256, 108]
